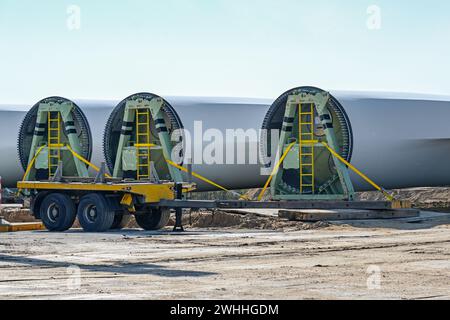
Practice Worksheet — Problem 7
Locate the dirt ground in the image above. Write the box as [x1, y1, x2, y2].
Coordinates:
[1, 209, 449, 300]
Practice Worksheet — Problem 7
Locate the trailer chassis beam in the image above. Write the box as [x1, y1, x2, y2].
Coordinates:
[153, 199, 410, 210]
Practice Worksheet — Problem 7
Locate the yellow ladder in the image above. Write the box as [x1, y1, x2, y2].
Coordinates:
[135, 109, 151, 180]
[47, 111, 61, 178]
[299, 103, 315, 194]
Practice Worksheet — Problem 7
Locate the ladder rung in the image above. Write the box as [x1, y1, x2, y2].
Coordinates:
[136, 109, 151, 181]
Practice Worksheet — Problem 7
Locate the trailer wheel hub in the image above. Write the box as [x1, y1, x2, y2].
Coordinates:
[84, 205, 98, 222]
[46, 203, 60, 223]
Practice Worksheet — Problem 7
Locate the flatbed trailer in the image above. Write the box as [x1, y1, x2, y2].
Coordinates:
[18, 179, 195, 232]
[17, 178, 411, 233]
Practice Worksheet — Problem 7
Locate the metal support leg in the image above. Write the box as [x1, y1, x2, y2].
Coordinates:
[50, 161, 64, 182]
[173, 183, 184, 232]
[94, 162, 107, 184]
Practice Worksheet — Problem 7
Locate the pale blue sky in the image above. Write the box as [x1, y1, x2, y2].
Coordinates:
[1, 0, 449, 104]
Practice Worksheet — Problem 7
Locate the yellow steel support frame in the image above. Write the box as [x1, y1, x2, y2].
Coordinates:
[135, 109, 151, 180]
[47, 111, 62, 178]
[299, 103, 315, 194]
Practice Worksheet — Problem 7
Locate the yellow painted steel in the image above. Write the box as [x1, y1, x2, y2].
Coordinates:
[165, 159, 249, 200]
[0, 223, 45, 233]
[320, 142, 395, 201]
[17, 180, 176, 203]
[136, 109, 151, 180]
[299, 103, 315, 194]
[120, 193, 136, 212]
[120, 193, 134, 206]
[257, 142, 297, 201]
[135, 143, 157, 148]
[47, 111, 61, 177]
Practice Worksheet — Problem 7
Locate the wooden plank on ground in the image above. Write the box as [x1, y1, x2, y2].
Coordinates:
[278, 209, 420, 222]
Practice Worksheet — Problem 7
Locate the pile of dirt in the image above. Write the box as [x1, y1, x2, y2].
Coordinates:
[0, 207, 38, 223]
[245, 187, 450, 212]
[356, 187, 450, 210]
[166, 210, 330, 231]
[244, 189, 271, 201]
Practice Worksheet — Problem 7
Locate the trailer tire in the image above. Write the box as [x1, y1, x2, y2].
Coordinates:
[110, 212, 131, 230]
[135, 208, 170, 231]
[77, 193, 115, 232]
[31, 191, 50, 219]
[40, 193, 76, 232]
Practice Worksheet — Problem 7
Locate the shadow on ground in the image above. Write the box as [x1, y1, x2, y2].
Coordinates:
[0, 254, 217, 278]
[330, 212, 450, 231]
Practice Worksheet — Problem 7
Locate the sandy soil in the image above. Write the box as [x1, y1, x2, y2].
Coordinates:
[0, 211, 449, 300]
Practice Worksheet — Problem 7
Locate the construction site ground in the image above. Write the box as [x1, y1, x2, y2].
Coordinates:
[0, 196, 449, 300]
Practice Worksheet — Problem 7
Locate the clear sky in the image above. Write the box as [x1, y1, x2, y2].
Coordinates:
[1, 0, 450, 104]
